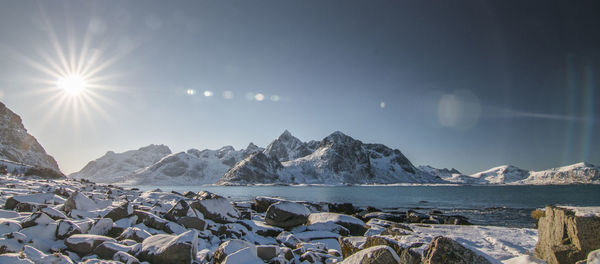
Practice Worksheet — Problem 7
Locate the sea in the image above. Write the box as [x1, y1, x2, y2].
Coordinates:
[136, 185, 600, 228]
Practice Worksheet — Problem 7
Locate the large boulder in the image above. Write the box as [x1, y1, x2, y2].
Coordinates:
[213, 239, 255, 263]
[534, 206, 600, 264]
[265, 201, 311, 228]
[341, 245, 400, 264]
[189, 192, 239, 224]
[422, 236, 491, 264]
[137, 230, 198, 264]
[56, 219, 82, 239]
[307, 212, 367, 236]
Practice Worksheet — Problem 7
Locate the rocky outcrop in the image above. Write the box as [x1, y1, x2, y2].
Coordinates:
[534, 206, 600, 264]
[423, 236, 492, 264]
[0, 102, 60, 172]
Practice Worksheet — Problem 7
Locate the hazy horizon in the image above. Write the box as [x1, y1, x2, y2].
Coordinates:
[1, 0, 599, 174]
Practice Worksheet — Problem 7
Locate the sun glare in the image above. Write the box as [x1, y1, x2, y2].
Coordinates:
[57, 75, 87, 96]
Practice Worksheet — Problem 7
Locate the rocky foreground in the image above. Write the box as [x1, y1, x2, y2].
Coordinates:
[0, 175, 598, 264]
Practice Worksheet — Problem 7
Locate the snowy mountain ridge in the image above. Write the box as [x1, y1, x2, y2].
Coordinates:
[69, 129, 599, 186]
[69, 144, 172, 183]
[425, 162, 600, 185]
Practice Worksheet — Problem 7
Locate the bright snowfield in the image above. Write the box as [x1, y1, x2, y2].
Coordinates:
[68, 130, 600, 186]
[0, 174, 550, 264]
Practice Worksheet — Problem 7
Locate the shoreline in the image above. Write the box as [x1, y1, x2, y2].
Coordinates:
[0, 174, 598, 263]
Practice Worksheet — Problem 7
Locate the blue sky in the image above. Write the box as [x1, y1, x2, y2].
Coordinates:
[0, 0, 598, 174]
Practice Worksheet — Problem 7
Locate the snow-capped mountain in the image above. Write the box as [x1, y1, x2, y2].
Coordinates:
[68, 144, 172, 183]
[422, 162, 600, 185]
[126, 144, 263, 185]
[263, 130, 318, 162]
[522, 162, 599, 184]
[219, 131, 444, 185]
[0, 102, 60, 171]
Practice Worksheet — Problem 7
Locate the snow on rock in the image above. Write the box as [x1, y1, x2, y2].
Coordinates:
[265, 201, 311, 228]
[0, 219, 21, 234]
[556, 206, 600, 217]
[502, 255, 546, 264]
[88, 218, 114, 236]
[5, 193, 62, 210]
[588, 249, 600, 264]
[117, 227, 151, 243]
[222, 246, 263, 264]
[307, 212, 367, 236]
[69, 144, 172, 183]
[137, 230, 198, 264]
[0, 253, 35, 264]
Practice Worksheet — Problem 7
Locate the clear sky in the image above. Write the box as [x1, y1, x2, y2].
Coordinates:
[0, 0, 598, 174]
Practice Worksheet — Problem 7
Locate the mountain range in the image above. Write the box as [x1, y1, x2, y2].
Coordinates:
[0, 101, 597, 185]
[69, 130, 599, 186]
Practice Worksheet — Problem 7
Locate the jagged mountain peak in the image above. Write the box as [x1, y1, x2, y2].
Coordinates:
[264, 130, 314, 162]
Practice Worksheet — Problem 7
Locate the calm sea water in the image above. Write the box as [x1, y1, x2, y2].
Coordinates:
[136, 185, 600, 228]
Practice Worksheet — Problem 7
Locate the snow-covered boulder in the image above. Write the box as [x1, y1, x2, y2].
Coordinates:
[20, 212, 54, 228]
[223, 246, 263, 264]
[423, 236, 492, 264]
[307, 212, 367, 236]
[213, 239, 256, 263]
[341, 245, 400, 264]
[265, 201, 311, 228]
[92, 241, 138, 260]
[588, 248, 600, 264]
[189, 192, 239, 224]
[137, 230, 198, 264]
[64, 234, 116, 256]
[5, 193, 62, 210]
[176, 216, 206, 231]
[88, 218, 114, 236]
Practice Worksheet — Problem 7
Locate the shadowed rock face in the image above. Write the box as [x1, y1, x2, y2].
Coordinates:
[219, 152, 283, 184]
[0, 102, 60, 171]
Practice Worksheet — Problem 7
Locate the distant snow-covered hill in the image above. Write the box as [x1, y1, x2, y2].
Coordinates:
[69, 144, 172, 183]
[422, 162, 600, 185]
[125, 144, 263, 185]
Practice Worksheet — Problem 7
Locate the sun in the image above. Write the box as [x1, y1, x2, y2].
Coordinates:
[57, 75, 87, 96]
